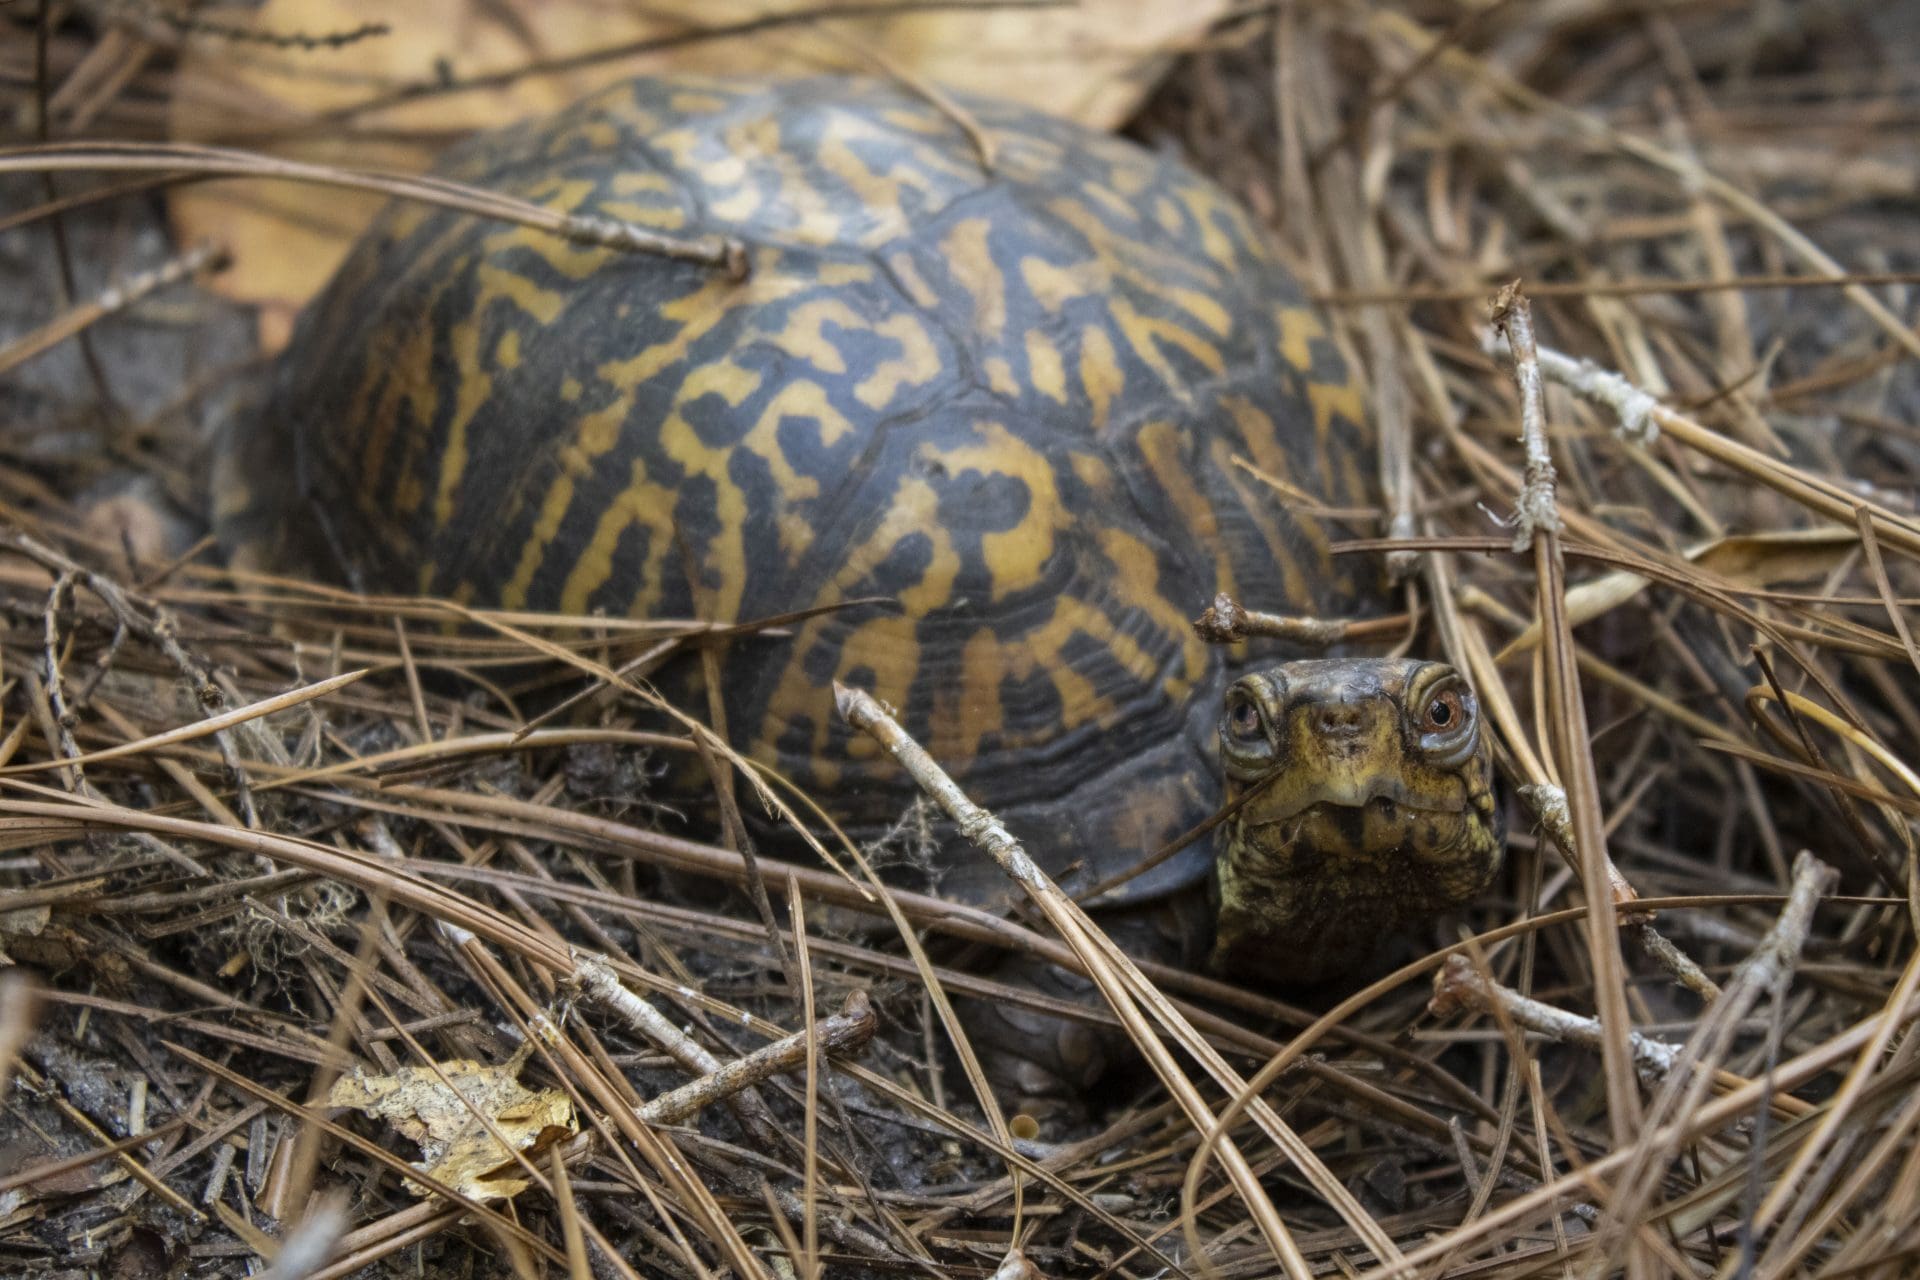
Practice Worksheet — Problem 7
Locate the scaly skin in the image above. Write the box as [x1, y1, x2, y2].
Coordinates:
[1210, 657, 1502, 985]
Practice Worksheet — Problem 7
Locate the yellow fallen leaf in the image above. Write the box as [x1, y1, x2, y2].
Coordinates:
[1496, 527, 1858, 659]
[328, 1057, 575, 1201]
[169, 0, 1231, 318]
[1690, 528, 1861, 587]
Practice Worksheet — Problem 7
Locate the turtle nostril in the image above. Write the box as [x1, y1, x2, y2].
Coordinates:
[1314, 704, 1365, 737]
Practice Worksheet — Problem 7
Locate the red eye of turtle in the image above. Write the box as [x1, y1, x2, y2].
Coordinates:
[1229, 699, 1263, 739]
[1423, 688, 1464, 732]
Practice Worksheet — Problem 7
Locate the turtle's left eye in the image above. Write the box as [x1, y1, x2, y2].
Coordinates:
[1413, 678, 1479, 767]
[1423, 688, 1463, 732]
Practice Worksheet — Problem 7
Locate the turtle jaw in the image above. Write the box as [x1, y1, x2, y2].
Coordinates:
[1206, 657, 1503, 986]
[1233, 743, 1471, 828]
[1209, 796, 1500, 985]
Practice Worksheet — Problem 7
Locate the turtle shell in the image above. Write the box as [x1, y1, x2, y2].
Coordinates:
[216, 75, 1381, 907]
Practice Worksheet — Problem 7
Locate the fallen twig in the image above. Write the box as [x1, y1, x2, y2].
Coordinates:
[1192, 591, 1412, 647]
[640, 989, 874, 1126]
[1429, 955, 1679, 1086]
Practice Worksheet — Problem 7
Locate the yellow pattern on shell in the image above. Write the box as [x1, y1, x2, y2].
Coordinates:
[1219, 395, 1323, 596]
[428, 314, 492, 527]
[814, 113, 973, 246]
[239, 75, 1382, 883]
[1135, 418, 1235, 602]
[358, 318, 439, 500]
[474, 262, 565, 326]
[1276, 306, 1324, 374]
[1078, 324, 1123, 430]
[600, 199, 688, 231]
[1019, 256, 1101, 311]
[758, 472, 963, 772]
[936, 422, 1060, 603]
[939, 218, 1008, 339]
[651, 359, 768, 621]
[556, 457, 677, 617]
[763, 298, 866, 374]
[853, 314, 942, 410]
[1025, 329, 1067, 403]
[886, 251, 940, 308]
[1108, 296, 1222, 397]
[1171, 182, 1248, 268]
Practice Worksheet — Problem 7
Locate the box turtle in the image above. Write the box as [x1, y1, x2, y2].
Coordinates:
[214, 75, 1501, 1101]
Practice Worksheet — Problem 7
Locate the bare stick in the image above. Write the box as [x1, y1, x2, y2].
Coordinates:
[1631, 923, 1723, 1004]
[1192, 591, 1412, 647]
[0, 143, 746, 277]
[1515, 783, 1637, 907]
[569, 955, 783, 1144]
[1495, 285, 1562, 553]
[638, 991, 874, 1127]
[1516, 782, 1721, 1001]
[84, 0, 388, 50]
[39, 571, 84, 792]
[0, 240, 228, 376]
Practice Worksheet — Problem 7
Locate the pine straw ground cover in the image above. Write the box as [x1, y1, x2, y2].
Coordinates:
[3, 2, 1920, 1278]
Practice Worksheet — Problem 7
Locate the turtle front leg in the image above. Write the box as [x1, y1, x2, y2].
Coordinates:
[955, 894, 1211, 1116]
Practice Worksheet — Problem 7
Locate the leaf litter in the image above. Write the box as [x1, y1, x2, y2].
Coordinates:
[2, 2, 1920, 1279]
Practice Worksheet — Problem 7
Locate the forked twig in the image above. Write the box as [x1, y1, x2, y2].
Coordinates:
[1516, 782, 1722, 1001]
[1490, 334, 1920, 560]
[639, 990, 874, 1127]
[1491, 285, 1644, 1156]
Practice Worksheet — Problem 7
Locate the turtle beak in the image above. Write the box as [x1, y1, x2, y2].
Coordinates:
[1284, 693, 1394, 808]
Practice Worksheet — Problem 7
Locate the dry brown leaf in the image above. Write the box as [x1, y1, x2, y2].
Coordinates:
[0, 904, 50, 943]
[169, 0, 655, 336]
[0, 910, 86, 974]
[0, 1133, 128, 1198]
[327, 1058, 576, 1201]
[169, 0, 1229, 321]
[0, 905, 48, 967]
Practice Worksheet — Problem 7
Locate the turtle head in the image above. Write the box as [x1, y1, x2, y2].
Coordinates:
[1208, 657, 1501, 984]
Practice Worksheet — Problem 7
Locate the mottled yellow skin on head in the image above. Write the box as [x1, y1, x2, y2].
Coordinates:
[1211, 659, 1502, 985]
